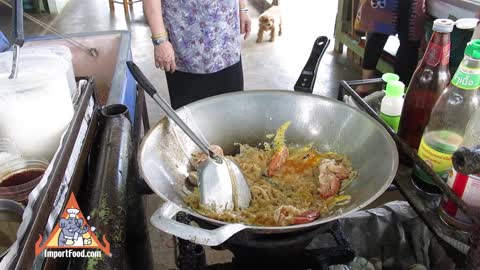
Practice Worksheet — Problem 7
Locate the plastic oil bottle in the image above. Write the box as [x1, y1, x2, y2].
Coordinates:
[380, 81, 405, 133]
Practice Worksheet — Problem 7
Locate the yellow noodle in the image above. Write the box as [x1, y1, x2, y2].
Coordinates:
[185, 143, 357, 226]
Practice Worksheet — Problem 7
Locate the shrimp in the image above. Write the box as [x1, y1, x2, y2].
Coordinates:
[318, 171, 341, 199]
[267, 121, 291, 176]
[274, 205, 301, 226]
[292, 210, 321, 224]
[274, 205, 320, 226]
[326, 160, 352, 180]
[268, 145, 289, 176]
[317, 159, 343, 199]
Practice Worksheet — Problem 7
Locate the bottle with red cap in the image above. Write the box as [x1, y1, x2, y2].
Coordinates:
[412, 40, 480, 194]
[398, 19, 454, 150]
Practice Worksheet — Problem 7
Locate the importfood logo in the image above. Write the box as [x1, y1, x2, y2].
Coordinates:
[35, 193, 111, 258]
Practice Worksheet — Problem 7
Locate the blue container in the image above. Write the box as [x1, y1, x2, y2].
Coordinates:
[0, 31, 9, 52]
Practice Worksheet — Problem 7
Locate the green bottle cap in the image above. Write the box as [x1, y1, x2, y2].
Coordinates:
[465, 40, 480, 59]
[385, 81, 405, 97]
[382, 73, 400, 84]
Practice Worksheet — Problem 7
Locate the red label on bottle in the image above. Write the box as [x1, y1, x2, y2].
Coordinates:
[442, 169, 480, 224]
[443, 172, 469, 216]
[425, 42, 450, 67]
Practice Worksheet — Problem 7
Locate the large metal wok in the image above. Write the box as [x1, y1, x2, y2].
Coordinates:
[138, 90, 399, 246]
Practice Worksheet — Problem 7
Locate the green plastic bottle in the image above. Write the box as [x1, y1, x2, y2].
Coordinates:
[380, 81, 405, 132]
[382, 73, 400, 85]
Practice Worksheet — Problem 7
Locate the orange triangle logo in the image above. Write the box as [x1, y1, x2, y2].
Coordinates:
[35, 193, 111, 256]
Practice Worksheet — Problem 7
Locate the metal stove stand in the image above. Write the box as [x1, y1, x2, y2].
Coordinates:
[175, 213, 354, 270]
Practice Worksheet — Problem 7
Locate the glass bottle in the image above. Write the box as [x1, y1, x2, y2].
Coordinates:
[398, 19, 454, 150]
[439, 107, 480, 229]
[412, 40, 480, 194]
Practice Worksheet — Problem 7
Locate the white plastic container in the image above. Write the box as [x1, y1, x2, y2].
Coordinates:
[0, 51, 74, 161]
[380, 81, 405, 133]
[22, 45, 76, 97]
[0, 138, 22, 168]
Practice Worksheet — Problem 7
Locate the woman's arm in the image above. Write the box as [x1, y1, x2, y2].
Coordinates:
[143, 0, 167, 35]
[239, 0, 247, 9]
[143, 0, 176, 72]
[238, 0, 251, 40]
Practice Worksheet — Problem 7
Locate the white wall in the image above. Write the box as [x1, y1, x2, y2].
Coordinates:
[47, 0, 70, 13]
[428, 0, 480, 19]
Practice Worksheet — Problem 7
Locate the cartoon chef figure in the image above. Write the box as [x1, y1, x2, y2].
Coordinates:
[58, 208, 89, 246]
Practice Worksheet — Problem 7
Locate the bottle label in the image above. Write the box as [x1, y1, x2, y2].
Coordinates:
[414, 137, 454, 184]
[380, 112, 400, 132]
[451, 66, 480, 90]
[442, 169, 480, 224]
[425, 42, 450, 67]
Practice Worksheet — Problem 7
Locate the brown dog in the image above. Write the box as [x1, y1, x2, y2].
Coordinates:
[256, 6, 282, 43]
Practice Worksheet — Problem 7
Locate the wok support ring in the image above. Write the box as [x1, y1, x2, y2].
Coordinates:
[175, 212, 355, 270]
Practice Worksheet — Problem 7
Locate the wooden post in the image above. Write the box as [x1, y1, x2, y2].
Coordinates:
[334, 0, 346, 53]
[123, 0, 130, 17]
[109, 0, 115, 11]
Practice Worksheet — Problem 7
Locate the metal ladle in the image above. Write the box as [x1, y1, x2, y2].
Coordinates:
[8, 0, 24, 79]
[126, 61, 251, 212]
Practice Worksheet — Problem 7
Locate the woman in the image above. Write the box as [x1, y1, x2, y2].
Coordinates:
[355, 0, 426, 96]
[143, 0, 252, 109]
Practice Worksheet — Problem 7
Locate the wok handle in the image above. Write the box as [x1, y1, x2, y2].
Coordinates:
[294, 36, 330, 93]
[12, 0, 24, 46]
[151, 201, 247, 246]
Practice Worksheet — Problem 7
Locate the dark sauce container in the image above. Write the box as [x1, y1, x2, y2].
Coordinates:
[0, 159, 48, 204]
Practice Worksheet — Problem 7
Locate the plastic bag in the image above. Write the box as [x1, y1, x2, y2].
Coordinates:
[308, 201, 456, 270]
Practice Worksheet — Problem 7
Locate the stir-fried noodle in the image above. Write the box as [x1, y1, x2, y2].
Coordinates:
[185, 122, 358, 226]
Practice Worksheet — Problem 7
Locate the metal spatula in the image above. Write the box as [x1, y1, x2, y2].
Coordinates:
[8, 0, 25, 79]
[127, 61, 251, 212]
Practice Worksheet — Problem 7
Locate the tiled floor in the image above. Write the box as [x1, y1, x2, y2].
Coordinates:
[0, 0, 361, 122]
[0, 0, 366, 268]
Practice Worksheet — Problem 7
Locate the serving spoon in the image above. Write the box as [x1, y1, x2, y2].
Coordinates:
[127, 61, 251, 212]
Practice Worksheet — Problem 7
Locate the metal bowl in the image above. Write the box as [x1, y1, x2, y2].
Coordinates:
[139, 90, 398, 245]
[0, 199, 24, 260]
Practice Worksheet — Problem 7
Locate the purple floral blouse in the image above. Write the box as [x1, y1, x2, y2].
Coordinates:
[162, 0, 241, 74]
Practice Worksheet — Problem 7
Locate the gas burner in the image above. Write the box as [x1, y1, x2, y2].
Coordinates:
[175, 213, 355, 270]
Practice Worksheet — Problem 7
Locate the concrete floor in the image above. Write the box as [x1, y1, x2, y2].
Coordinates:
[0, 0, 372, 269]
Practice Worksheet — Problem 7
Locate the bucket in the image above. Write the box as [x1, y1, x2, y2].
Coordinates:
[22, 45, 77, 97]
[0, 51, 74, 161]
[0, 199, 24, 260]
[0, 139, 21, 166]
